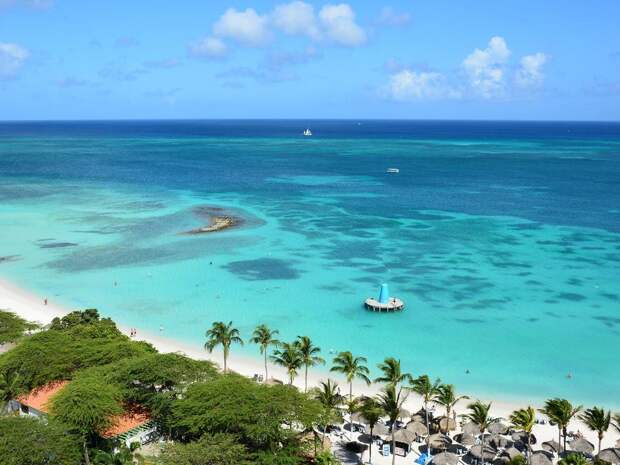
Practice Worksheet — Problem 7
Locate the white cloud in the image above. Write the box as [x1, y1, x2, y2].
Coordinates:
[387, 69, 460, 101]
[462, 36, 511, 98]
[213, 8, 270, 46]
[319, 3, 366, 46]
[515, 52, 548, 88]
[189, 37, 228, 58]
[377, 6, 411, 27]
[0, 42, 29, 78]
[272, 1, 321, 40]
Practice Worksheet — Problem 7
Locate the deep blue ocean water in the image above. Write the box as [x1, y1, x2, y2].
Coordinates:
[1, 120, 619, 406]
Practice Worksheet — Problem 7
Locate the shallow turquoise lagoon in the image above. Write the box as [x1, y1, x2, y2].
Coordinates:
[1, 121, 619, 406]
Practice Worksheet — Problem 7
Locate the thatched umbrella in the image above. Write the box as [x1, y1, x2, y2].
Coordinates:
[392, 428, 417, 445]
[454, 433, 476, 446]
[469, 444, 497, 461]
[463, 422, 481, 435]
[351, 412, 367, 425]
[399, 408, 412, 420]
[438, 416, 457, 433]
[407, 421, 428, 436]
[488, 434, 512, 449]
[542, 440, 562, 454]
[488, 422, 509, 435]
[372, 423, 390, 438]
[598, 448, 620, 465]
[511, 431, 536, 445]
[530, 452, 553, 465]
[501, 447, 523, 460]
[569, 438, 595, 455]
[432, 452, 459, 465]
[428, 433, 452, 451]
[411, 413, 426, 423]
[616, 439, 620, 449]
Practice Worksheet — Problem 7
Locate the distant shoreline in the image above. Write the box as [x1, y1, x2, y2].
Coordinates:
[1, 276, 619, 452]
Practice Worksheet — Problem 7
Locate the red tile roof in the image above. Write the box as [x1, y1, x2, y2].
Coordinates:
[16, 381, 68, 413]
[101, 408, 151, 438]
[17, 381, 151, 438]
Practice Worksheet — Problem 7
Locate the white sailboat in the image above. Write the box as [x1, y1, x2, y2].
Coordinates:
[303, 128, 313, 136]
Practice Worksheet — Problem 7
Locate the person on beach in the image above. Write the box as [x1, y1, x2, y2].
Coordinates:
[44, 298, 48, 305]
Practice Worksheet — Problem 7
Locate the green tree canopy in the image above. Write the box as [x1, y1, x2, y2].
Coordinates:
[50, 374, 124, 465]
[171, 374, 321, 451]
[0, 312, 155, 391]
[0, 310, 38, 344]
[158, 433, 252, 465]
[0, 416, 82, 465]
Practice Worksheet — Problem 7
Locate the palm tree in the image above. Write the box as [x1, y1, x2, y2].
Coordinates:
[375, 357, 412, 391]
[378, 385, 409, 465]
[464, 401, 498, 465]
[510, 407, 536, 465]
[313, 379, 344, 445]
[359, 397, 383, 464]
[540, 398, 582, 452]
[296, 336, 325, 392]
[330, 351, 371, 402]
[250, 324, 279, 380]
[0, 371, 22, 415]
[433, 384, 469, 431]
[410, 375, 442, 440]
[270, 341, 303, 384]
[344, 396, 361, 441]
[580, 407, 610, 454]
[204, 321, 243, 373]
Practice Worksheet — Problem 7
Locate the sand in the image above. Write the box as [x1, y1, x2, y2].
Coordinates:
[1, 277, 618, 453]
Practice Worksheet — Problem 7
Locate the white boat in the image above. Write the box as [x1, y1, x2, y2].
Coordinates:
[386, 168, 399, 173]
[303, 128, 313, 136]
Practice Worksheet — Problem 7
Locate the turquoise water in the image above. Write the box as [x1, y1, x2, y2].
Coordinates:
[1, 121, 619, 407]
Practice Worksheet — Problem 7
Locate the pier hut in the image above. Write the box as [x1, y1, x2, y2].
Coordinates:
[364, 283, 404, 312]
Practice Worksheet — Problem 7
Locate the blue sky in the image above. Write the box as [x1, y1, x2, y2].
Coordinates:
[1, 0, 619, 120]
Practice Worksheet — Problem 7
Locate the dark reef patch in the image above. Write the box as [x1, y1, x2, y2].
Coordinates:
[593, 316, 620, 328]
[556, 292, 586, 302]
[223, 258, 300, 281]
[39, 242, 78, 249]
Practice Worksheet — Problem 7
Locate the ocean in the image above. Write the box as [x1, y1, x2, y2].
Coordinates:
[1, 120, 619, 406]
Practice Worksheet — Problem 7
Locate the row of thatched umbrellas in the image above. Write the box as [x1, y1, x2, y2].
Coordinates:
[346, 412, 620, 465]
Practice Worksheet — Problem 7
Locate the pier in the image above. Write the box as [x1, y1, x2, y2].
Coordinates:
[364, 283, 405, 312]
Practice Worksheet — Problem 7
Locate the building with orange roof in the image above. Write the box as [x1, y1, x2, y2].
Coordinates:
[10, 381, 158, 447]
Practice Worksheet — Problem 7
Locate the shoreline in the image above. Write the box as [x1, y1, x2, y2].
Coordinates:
[1, 276, 618, 451]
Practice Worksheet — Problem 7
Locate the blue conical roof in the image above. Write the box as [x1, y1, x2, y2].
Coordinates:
[378, 283, 390, 304]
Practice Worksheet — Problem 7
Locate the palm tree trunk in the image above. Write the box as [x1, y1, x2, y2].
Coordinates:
[369, 425, 374, 464]
[349, 382, 353, 441]
[558, 427, 562, 454]
[527, 432, 531, 465]
[562, 427, 567, 453]
[425, 400, 430, 444]
[305, 365, 308, 393]
[264, 350, 268, 380]
[480, 429, 486, 465]
[83, 439, 90, 465]
[223, 346, 228, 373]
[598, 434, 602, 454]
[392, 433, 396, 465]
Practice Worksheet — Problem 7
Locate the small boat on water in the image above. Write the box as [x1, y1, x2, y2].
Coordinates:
[386, 168, 399, 173]
[303, 128, 313, 136]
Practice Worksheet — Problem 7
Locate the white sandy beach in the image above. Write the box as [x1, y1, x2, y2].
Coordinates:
[1, 277, 618, 456]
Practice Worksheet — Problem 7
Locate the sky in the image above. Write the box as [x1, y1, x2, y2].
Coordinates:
[1, 0, 619, 121]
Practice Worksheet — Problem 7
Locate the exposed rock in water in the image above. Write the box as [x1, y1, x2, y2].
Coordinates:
[182, 216, 242, 235]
